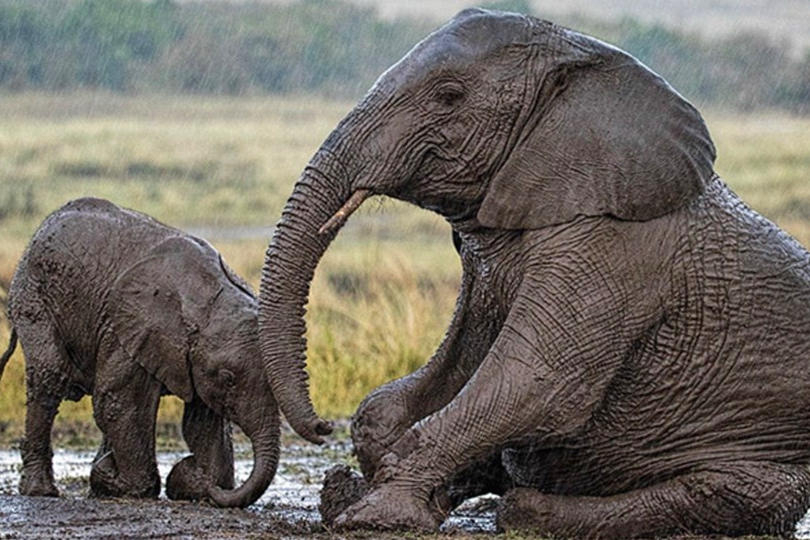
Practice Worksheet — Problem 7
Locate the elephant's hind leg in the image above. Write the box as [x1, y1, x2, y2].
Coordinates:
[497, 461, 810, 539]
[19, 392, 61, 497]
[17, 322, 71, 497]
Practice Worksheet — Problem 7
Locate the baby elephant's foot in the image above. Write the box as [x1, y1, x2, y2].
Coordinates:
[19, 466, 58, 497]
[166, 456, 209, 501]
[319, 465, 369, 527]
[333, 484, 440, 532]
[90, 451, 159, 499]
[89, 450, 123, 498]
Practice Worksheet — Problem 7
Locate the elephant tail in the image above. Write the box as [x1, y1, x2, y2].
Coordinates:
[0, 327, 17, 382]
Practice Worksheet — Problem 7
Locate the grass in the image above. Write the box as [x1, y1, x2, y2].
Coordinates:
[709, 112, 810, 245]
[0, 91, 458, 445]
[0, 93, 809, 448]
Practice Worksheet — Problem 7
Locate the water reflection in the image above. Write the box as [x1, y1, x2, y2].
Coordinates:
[1, 446, 803, 536]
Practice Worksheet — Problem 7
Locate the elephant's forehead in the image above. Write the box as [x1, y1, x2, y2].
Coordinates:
[379, 11, 536, 89]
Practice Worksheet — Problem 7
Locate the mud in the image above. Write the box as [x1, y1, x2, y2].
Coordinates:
[2, 427, 810, 539]
[0, 427, 497, 539]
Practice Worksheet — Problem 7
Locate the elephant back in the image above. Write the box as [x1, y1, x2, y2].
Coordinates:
[9, 198, 182, 367]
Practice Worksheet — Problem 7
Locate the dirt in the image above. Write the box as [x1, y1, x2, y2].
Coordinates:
[0, 425, 497, 539]
[1, 424, 809, 539]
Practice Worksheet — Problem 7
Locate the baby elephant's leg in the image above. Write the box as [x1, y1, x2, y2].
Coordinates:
[166, 398, 234, 501]
[90, 353, 162, 499]
[17, 322, 69, 497]
[497, 461, 810, 539]
[19, 391, 61, 497]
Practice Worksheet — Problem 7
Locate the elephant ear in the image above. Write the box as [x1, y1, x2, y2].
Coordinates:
[109, 236, 222, 402]
[478, 31, 716, 230]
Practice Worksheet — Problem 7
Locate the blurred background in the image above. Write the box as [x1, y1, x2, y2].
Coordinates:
[0, 0, 808, 445]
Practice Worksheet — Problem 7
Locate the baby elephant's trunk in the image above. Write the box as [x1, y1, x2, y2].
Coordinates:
[207, 418, 280, 508]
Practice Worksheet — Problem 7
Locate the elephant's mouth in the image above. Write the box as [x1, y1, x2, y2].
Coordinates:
[318, 189, 372, 235]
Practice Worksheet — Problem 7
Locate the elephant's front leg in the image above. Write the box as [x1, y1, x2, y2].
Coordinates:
[352, 265, 501, 480]
[336, 352, 540, 532]
[497, 461, 810, 538]
[166, 397, 234, 501]
[343, 266, 508, 523]
[336, 266, 637, 531]
[90, 353, 162, 499]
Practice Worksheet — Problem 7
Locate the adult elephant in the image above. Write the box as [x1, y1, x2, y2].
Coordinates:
[2, 197, 278, 508]
[259, 8, 810, 538]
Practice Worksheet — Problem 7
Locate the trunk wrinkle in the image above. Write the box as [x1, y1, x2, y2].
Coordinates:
[207, 428, 279, 508]
[259, 154, 351, 444]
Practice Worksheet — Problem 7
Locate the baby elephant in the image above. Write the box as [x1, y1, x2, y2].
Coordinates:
[0, 197, 279, 508]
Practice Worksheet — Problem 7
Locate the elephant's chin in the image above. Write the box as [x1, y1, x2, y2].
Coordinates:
[207, 430, 278, 508]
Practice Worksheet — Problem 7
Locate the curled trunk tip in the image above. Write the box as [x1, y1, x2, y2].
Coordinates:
[207, 430, 279, 509]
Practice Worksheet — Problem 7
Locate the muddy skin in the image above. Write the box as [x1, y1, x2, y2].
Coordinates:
[3, 197, 280, 508]
[1, 427, 809, 539]
[0, 429, 503, 539]
[319, 465, 369, 527]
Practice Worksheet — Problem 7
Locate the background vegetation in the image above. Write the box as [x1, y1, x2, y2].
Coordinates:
[0, 92, 463, 444]
[0, 0, 808, 112]
[1, 93, 809, 445]
[0, 0, 809, 447]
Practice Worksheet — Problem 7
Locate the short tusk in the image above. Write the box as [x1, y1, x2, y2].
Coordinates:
[318, 189, 371, 235]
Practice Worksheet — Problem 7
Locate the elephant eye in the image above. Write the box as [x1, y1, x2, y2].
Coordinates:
[218, 369, 236, 387]
[434, 84, 465, 108]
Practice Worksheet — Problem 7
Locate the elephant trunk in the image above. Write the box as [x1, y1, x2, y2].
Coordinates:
[259, 152, 358, 444]
[208, 420, 280, 509]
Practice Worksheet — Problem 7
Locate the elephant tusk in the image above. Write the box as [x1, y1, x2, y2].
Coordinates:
[318, 189, 371, 235]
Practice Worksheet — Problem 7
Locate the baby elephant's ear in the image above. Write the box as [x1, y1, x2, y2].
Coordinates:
[478, 37, 716, 230]
[109, 237, 219, 402]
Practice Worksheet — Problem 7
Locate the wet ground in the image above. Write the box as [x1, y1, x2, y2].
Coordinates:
[0, 427, 497, 539]
[1, 427, 810, 539]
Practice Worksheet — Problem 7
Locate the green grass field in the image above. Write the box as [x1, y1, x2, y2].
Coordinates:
[0, 92, 809, 445]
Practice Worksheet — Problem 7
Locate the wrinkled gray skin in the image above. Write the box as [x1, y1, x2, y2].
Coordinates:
[0, 197, 279, 508]
[261, 8, 810, 538]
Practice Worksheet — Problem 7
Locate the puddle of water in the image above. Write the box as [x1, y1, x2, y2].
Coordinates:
[0, 440, 496, 533]
[4, 443, 809, 536]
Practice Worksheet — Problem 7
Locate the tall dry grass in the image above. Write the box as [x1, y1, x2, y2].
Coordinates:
[0, 93, 458, 443]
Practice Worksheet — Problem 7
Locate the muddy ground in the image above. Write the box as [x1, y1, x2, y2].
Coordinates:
[0, 423, 497, 539]
[0, 423, 808, 539]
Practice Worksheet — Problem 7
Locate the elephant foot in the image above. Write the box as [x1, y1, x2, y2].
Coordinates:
[166, 456, 209, 501]
[90, 450, 124, 498]
[319, 465, 369, 526]
[89, 450, 159, 499]
[19, 467, 59, 497]
[496, 488, 564, 536]
[333, 484, 440, 532]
